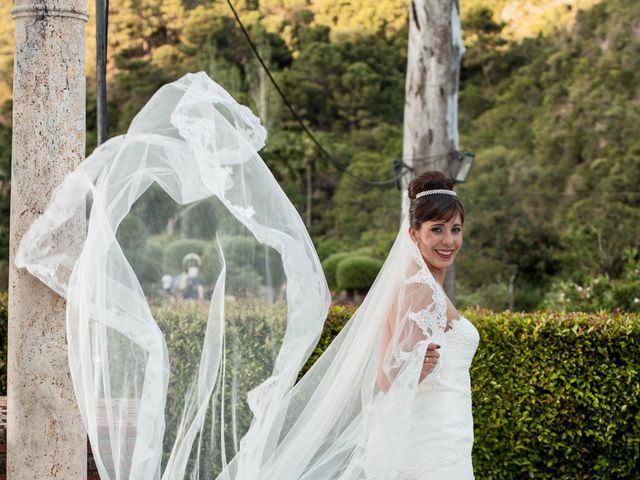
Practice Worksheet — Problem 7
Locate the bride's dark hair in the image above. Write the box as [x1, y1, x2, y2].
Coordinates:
[407, 171, 464, 230]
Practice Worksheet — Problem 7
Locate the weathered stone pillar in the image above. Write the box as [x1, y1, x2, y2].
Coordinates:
[9, 1, 88, 478]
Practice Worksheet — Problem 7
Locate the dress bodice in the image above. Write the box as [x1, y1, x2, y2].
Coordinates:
[397, 315, 480, 479]
[426, 314, 479, 382]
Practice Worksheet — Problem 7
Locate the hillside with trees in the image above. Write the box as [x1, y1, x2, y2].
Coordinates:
[0, 0, 638, 311]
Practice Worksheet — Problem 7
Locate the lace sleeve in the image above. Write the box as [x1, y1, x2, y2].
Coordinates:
[376, 260, 448, 391]
[404, 265, 448, 338]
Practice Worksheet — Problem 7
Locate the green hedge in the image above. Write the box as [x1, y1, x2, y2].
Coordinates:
[300, 305, 640, 478]
[298, 304, 354, 381]
[162, 238, 209, 274]
[469, 308, 640, 479]
[336, 255, 383, 292]
[321, 252, 350, 291]
[323, 252, 383, 292]
[1, 293, 638, 477]
[127, 240, 164, 287]
[152, 298, 287, 472]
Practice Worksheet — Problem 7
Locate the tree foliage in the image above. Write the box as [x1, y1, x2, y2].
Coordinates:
[1, 0, 638, 310]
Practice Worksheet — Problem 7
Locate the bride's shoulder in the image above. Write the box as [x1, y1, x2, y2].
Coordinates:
[399, 265, 442, 311]
[404, 262, 437, 291]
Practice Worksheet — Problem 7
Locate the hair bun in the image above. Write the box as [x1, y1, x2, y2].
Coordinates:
[407, 171, 454, 199]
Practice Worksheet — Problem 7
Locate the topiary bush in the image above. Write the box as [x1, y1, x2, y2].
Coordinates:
[220, 236, 285, 290]
[351, 247, 375, 258]
[199, 236, 286, 296]
[116, 214, 149, 251]
[322, 252, 350, 290]
[127, 240, 164, 289]
[225, 264, 263, 297]
[162, 238, 209, 275]
[335, 255, 383, 293]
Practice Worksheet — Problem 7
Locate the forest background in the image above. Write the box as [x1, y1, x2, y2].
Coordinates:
[0, 0, 639, 312]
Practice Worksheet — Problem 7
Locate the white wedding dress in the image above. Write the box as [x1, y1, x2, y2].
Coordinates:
[398, 314, 480, 480]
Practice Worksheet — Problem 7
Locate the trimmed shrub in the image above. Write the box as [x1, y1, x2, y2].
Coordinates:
[336, 255, 383, 292]
[162, 238, 209, 275]
[116, 214, 149, 251]
[200, 236, 286, 293]
[200, 241, 224, 284]
[303, 306, 640, 478]
[2, 287, 638, 478]
[313, 235, 349, 261]
[469, 308, 640, 479]
[297, 304, 356, 381]
[296, 306, 640, 478]
[128, 241, 164, 287]
[221, 236, 285, 289]
[152, 298, 287, 472]
[226, 264, 263, 297]
[322, 252, 350, 290]
[352, 247, 375, 258]
[220, 235, 256, 268]
[151, 299, 353, 471]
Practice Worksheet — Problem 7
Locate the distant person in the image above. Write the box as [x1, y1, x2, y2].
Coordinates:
[161, 274, 173, 294]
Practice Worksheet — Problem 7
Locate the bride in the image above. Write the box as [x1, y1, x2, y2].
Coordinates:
[395, 171, 479, 479]
[16, 72, 479, 480]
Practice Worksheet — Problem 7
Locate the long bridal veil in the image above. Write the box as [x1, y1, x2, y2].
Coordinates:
[16, 72, 450, 479]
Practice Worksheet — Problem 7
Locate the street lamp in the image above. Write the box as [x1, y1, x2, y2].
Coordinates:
[450, 151, 475, 184]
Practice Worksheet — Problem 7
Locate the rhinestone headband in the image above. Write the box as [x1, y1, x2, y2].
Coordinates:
[414, 189, 457, 199]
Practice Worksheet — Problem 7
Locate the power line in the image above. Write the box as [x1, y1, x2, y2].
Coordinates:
[225, 0, 455, 187]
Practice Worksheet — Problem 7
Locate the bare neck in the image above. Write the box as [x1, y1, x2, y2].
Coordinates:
[427, 265, 447, 287]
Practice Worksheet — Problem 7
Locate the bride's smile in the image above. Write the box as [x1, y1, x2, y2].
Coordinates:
[409, 213, 463, 285]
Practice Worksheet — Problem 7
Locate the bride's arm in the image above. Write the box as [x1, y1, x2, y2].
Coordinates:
[375, 278, 442, 392]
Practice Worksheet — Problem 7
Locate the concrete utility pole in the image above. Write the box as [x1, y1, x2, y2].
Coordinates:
[401, 0, 464, 301]
[9, 1, 88, 478]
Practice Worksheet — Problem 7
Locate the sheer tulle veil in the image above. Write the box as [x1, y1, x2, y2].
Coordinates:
[16, 72, 451, 479]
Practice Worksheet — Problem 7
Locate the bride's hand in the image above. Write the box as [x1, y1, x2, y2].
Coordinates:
[419, 342, 441, 381]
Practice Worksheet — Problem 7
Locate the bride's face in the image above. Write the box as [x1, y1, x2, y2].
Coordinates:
[408, 213, 463, 270]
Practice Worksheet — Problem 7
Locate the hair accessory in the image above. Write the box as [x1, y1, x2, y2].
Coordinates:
[414, 189, 457, 199]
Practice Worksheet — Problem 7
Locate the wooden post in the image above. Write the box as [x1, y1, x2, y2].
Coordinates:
[96, 0, 108, 145]
[401, 0, 464, 301]
[9, 1, 88, 478]
[306, 156, 313, 229]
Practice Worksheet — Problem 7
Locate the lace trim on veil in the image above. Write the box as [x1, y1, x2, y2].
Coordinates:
[405, 232, 449, 354]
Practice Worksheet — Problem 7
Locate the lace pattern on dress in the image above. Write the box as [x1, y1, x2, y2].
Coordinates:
[396, 448, 471, 480]
[403, 241, 448, 338]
